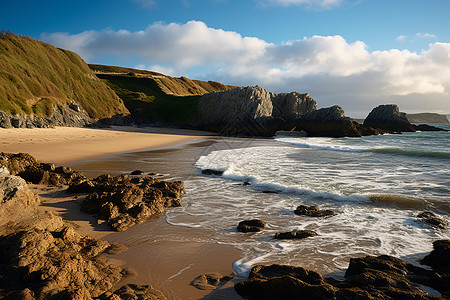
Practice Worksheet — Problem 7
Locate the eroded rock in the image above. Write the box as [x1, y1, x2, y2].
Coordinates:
[190, 273, 234, 290]
[417, 211, 448, 229]
[274, 230, 318, 240]
[364, 104, 415, 132]
[294, 205, 337, 218]
[237, 219, 266, 233]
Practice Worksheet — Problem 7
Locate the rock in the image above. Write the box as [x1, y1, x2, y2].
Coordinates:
[272, 92, 317, 122]
[294, 205, 337, 217]
[235, 248, 450, 299]
[0, 102, 94, 129]
[78, 174, 185, 231]
[413, 124, 448, 131]
[364, 104, 416, 132]
[130, 170, 144, 175]
[190, 273, 234, 290]
[195, 86, 316, 136]
[274, 230, 318, 240]
[105, 284, 167, 300]
[421, 240, 450, 273]
[293, 105, 381, 137]
[201, 169, 224, 176]
[1, 152, 87, 186]
[237, 219, 266, 233]
[417, 211, 448, 229]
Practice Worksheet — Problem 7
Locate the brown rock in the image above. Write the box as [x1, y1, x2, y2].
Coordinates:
[190, 273, 233, 290]
[417, 211, 448, 229]
[294, 205, 337, 217]
[237, 219, 266, 233]
[274, 230, 318, 240]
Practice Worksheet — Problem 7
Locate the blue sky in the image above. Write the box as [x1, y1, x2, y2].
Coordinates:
[1, 0, 450, 117]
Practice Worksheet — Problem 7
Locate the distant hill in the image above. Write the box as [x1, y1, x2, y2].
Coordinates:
[0, 32, 128, 120]
[89, 64, 236, 124]
[406, 113, 449, 123]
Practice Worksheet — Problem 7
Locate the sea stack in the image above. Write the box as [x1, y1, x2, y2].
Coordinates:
[364, 104, 415, 132]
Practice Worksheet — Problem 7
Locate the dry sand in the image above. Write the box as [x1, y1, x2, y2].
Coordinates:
[2, 126, 241, 299]
[0, 126, 214, 164]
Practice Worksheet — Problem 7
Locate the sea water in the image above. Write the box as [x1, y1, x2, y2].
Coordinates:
[72, 124, 450, 279]
[165, 124, 450, 277]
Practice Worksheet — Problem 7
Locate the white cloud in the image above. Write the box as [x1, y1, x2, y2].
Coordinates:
[396, 35, 407, 42]
[41, 21, 450, 116]
[396, 32, 438, 43]
[131, 0, 156, 8]
[416, 32, 438, 40]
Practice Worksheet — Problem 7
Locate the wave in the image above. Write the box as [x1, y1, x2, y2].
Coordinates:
[276, 137, 450, 159]
[370, 148, 450, 159]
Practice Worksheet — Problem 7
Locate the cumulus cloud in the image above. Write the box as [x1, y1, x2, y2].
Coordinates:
[41, 21, 450, 116]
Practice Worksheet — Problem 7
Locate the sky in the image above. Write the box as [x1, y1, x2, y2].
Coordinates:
[1, 0, 450, 117]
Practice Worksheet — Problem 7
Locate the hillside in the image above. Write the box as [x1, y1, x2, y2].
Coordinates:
[406, 113, 449, 123]
[0, 32, 128, 120]
[89, 64, 235, 124]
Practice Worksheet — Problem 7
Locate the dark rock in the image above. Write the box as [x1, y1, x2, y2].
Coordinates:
[235, 249, 449, 299]
[294, 205, 337, 217]
[201, 169, 224, 176]
[417, 211, 448, 229]
[190, 273, 234, 290]
[243, 181, 251, 186]
[130, 170, 144, 175]
[274, 230, 318, 240]
[413, 124, 448, 131]
[293, 105, 381, 137]
[421, 240, 450, 273]
[237, 219, 266, 233]
[78, 174, 185, 231]
[364, 104, 416, 132]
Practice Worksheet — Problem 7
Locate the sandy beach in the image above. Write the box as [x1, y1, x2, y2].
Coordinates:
[1, 126, 241, 299]
[0, 126, 215, 164]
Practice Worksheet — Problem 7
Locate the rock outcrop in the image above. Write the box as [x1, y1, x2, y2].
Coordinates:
[0, 102, 93, 128]
[417, 211, 448, 229]
[294, 205, 337, 217]
[196, 86, 317, 136]
[235, 246, 450, 299]
[0, 157, 156, 299]
[74, 174, 185, 231]
[293, 105, 382, 137]
[274, 230, 318, 240]
[364, 104, 416, 132]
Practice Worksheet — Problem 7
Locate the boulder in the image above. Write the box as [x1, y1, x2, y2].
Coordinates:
[237, 219, 266, 233]
[363, 104, 416, 132]
[293, 105, 378, 137]
[421, 240, 450, 273]
[202, 169, 224, 176]
[413, 124, 448, 132]
[417, 211, 448, 229]
[190, 273, 234, 290]
[274, 230, 318, 240]
[294, 205, 337, 217]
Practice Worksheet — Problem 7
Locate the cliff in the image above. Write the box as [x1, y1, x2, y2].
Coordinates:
[0, 32, 129, 127]
[195, 86, 317, 136]
[406, 113, 449, 123]
[89, 64, 236, 125]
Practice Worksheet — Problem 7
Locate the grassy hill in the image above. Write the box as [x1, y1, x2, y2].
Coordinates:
[0, 32, 128, 119]
[89, 64, 235, 124]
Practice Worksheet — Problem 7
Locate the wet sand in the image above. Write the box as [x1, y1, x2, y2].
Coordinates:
[3, 126, 242, 299]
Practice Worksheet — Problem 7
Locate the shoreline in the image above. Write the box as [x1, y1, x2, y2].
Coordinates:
[0, 125, 216, 165]
[0, 126, 241, 299]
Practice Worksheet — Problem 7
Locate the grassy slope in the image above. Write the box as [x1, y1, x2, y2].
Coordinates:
[0, 33, 128, 119]
[89, 64, 236, 125]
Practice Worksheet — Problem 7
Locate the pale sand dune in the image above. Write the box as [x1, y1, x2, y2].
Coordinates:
[0, 126, 214, 164]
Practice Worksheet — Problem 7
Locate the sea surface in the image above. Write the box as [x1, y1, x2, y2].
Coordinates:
[73, 124, 450, 279]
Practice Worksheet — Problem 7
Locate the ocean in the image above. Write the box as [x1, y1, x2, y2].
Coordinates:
[73, 124, 450, 280]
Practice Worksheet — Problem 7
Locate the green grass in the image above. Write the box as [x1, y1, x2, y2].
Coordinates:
[97, 74, 200, 124]
[0, 32, 128, 119]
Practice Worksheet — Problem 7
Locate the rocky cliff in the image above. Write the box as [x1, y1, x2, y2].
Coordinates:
[195, 86, 317, 136]
[0, 32, 129, 128]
